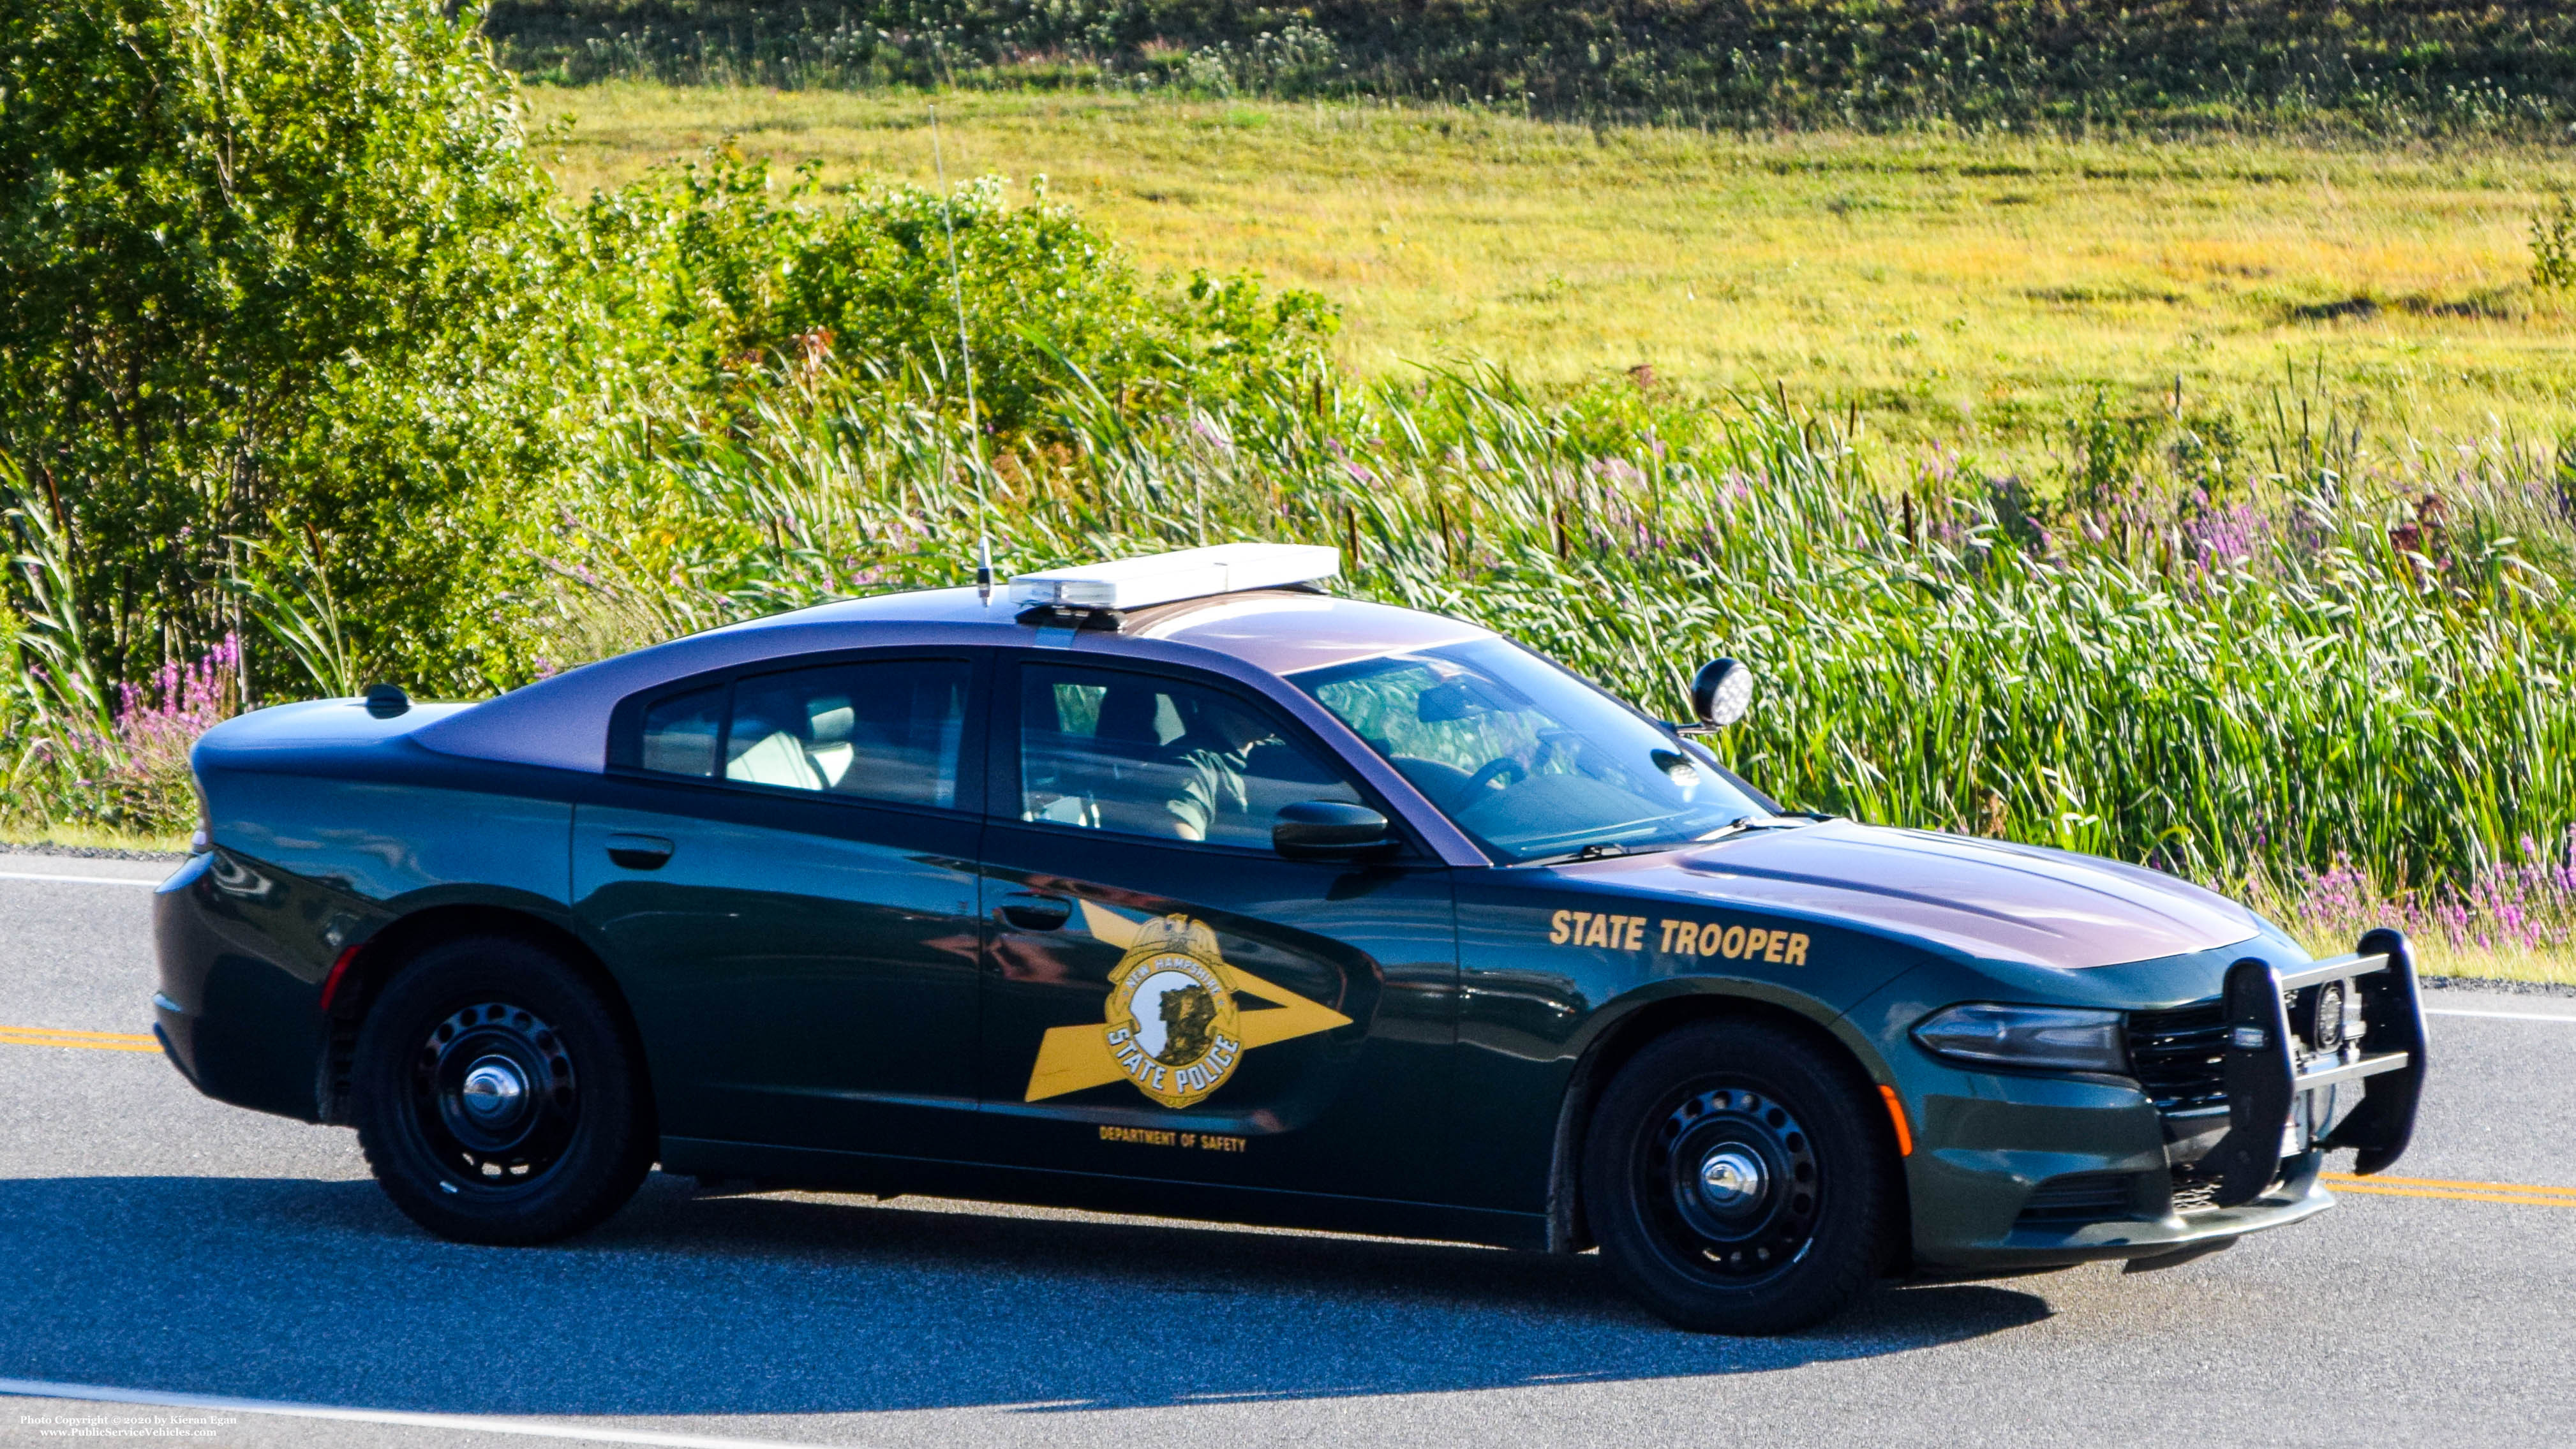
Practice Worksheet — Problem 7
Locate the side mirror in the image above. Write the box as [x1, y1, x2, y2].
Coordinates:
[1274, 800, 1392, 859]
[1690, 658, 1755, 729]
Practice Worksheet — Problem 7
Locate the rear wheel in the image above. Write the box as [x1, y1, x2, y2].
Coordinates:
[352, 936, 651, 1245]
[1583, 1018, 1896, 1334]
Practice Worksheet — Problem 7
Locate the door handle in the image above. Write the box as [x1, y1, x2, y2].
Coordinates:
[998, 892, 1073, 930]
[606, 834, 674, 870]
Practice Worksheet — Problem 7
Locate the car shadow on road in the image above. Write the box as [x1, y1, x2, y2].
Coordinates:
[0, 1173, 2052, 1416]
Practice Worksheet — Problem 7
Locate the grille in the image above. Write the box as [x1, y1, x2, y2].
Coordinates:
[2127, 997, 2228, 1116]
[2016, 1171, 2140, 1226]
[2168, 1170, 2222, 1215]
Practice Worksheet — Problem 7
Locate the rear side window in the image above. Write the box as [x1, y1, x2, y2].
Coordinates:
[639, 687, 723, 778]
[723, 659, 972, 809]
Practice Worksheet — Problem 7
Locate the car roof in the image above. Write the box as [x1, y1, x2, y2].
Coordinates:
[412, 586, 1494, 773]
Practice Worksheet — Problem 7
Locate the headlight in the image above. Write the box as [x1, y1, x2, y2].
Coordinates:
[1911, 1003, 2127, 1074]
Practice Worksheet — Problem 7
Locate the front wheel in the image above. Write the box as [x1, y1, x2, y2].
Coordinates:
[352, 935, 651, 1245]
[1583, 1018, 1896, 1333]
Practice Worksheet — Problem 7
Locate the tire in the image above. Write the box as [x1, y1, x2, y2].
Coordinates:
[1582, 1017, 1896, 1334]
[352, 935, 652, 1245]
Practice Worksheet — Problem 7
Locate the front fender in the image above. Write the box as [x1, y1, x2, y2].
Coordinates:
[1526, 970, 1922, 1251]
[1448, 865, 1935, 1220]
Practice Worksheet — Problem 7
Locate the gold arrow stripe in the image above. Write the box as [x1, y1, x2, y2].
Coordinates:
[1079, 900, 1143, 949]
[1223, 964, 1353, 1048]
[1024, 1024, 1134, 1101]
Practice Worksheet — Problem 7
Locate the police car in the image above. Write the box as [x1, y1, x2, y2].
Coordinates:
[152, 544, 2427, 1333]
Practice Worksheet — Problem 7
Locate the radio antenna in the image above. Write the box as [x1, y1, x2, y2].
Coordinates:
[929, 103, 994, 599]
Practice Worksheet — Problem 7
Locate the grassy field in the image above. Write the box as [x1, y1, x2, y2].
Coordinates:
[537, 84, 2576, 457]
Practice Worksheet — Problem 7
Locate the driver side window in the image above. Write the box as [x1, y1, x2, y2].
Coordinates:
[1016, 664, 1361, 847]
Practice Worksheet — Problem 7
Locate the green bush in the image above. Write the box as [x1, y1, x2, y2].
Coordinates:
[2533, 195, 2576, 292]
[0, 0, 572, 697]
[569, 149, 1335, 435]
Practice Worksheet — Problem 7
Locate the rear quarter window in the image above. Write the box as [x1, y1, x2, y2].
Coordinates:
[639, 687, 723, 777]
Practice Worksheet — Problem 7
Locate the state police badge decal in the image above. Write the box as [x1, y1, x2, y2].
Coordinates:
[1022, 905, 1353, 1108]
[1102, 916, 1244, 1108]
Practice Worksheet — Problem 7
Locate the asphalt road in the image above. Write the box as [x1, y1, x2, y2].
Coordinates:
[3, 854, 2573, 1449]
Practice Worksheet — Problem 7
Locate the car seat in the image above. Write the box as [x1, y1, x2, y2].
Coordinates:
[805, 700, 858, 789]
[727, 723, 823, 791]
[1080, 682, 1191, 836]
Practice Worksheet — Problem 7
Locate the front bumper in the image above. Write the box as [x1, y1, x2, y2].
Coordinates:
[1921, 1150, 2337, 1273]
[1902, 1070, 2337, 1272]
[1902, 929, 2427, 1273]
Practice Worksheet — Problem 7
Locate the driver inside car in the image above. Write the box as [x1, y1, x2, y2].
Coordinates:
[1161, 700, 1282, 843]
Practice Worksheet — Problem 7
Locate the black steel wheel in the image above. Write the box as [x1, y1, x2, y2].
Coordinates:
[1647, 1085, 1823, 1279]
[413, 1001, 580, 1188]
[1584, 1017, 1896, 1334]
[353, 935, 651, 1245]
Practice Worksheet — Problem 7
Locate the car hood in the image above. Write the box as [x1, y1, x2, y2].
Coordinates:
[1579, 819, 2261, 970]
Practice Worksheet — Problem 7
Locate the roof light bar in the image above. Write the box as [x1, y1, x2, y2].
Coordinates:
[1008, 543, 1341, 613]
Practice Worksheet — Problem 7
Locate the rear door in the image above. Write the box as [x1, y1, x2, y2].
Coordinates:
[575, 650, 988, 1157]
[976, 654, 1458, 1204]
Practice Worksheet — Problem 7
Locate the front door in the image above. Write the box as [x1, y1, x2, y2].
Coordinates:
[575, 651, 986, 1157]
[976, 656, 1457, 1205]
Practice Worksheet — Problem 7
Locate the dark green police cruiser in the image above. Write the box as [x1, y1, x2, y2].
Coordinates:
[153, 543, 2429, 1333]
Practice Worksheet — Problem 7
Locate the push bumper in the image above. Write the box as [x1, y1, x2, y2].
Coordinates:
[2205, 927, 2427, 1203]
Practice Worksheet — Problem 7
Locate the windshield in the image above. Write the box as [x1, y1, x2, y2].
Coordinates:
[1292, 637, 1771, 863]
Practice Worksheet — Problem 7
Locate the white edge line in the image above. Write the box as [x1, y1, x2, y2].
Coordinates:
[0, 870, 161, 888]
[0, 1379, 842, 1449]
[2426, 1006, 2576, 1023]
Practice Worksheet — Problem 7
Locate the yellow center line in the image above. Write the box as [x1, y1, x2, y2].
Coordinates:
[2327, 1171, 2576, 1198]
[2324, 1172, 2576, 1208]
[1, 1023, 156, 1041]
[0, 1024, 161, 1054]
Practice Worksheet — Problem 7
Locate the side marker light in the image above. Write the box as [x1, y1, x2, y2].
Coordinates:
[316, 944, 363, 1013]
[1878, 1084, 1914, 1157]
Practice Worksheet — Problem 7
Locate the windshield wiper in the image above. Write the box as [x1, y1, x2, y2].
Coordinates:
[1515, 839, 1688, 867]
[1690, 814, 1826, 845]
[1513, 807, 1826, 867]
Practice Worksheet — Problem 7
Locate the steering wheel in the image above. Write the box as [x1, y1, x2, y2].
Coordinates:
[1462, 756, 1528, 797]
